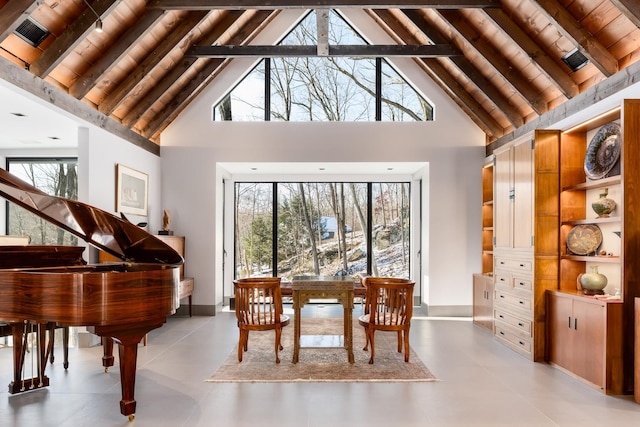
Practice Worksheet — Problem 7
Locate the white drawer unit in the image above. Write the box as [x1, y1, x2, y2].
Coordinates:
[493, 250, 534, 360]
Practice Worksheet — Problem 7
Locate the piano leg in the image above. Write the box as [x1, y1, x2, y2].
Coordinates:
[62, 326, 69, 369]
[89, 321, 165, 420]
[101, 337, 115, 372]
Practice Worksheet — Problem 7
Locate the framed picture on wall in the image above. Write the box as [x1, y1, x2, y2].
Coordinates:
[116, 164, 148, 216]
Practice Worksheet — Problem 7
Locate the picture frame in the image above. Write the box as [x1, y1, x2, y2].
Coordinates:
[116, 164, 148, 216]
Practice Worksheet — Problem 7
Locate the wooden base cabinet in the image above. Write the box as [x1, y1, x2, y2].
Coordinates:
[547, 291, 623, 394]
[473, 273, 494, 331]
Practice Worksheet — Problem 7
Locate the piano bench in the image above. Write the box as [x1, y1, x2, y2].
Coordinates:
[179, 277, 194, 317]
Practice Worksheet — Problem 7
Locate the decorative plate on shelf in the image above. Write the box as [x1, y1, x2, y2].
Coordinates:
[584, 123, 621, 180]
[566, 224, 603, 255]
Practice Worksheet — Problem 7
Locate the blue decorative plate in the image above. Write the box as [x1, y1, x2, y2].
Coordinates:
[584, 123, 621, 180]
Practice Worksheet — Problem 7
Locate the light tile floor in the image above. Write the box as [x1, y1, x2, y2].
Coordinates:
[1, 304, 639, 426]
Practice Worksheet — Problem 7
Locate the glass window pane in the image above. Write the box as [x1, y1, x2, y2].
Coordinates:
[7, 159, 78, 245]
[270, 11, 375, 121]
[371, 183, 410, 278]
[234, 183, 273, 278]
[276, 182, 369, 279]
[381, 60, 433, 121]
[213, 60, 265, 121]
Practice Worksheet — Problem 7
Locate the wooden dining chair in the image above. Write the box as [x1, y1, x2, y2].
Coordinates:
[233, 277, 290, 364]
[358, 277, 415, 364]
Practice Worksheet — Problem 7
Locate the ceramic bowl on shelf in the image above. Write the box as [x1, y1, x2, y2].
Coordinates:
[566, 224, 603, 255]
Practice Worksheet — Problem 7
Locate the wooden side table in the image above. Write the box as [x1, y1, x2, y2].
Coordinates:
[291, 276, 355, 364]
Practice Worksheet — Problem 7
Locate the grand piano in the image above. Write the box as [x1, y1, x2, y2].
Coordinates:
[0, 168, 183, 420]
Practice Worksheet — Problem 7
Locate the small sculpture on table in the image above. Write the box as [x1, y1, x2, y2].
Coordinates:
[159, 210, 173, 235]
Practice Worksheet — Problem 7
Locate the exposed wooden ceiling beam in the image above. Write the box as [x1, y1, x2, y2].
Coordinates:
[436, 9, 547, 115]
[99, 10, 212, 116]
[29, 0, 120, 78]
[487, 59, 640, 155]
[402, 8, 524, 129]
[371, 9, 504, 138]
[186, 44, 461, 57]
[130, 10, 275, 134]
[533, 0, 618, 76]
[610, 0, 640, 28]
[0, 0, 39, 43]
[148, 0, 501, 10]
[0, 56, 159, 155]
[482, 7, 579, 99]
[69, 9, 166, 99]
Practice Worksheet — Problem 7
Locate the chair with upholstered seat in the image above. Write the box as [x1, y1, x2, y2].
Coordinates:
[358, 277, 415, 364]
[233, 277, 290, 364]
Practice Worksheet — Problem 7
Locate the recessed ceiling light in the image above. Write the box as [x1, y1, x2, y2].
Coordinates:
[48, 136, 60, 140]
[319, 167, 325, 171]
[10, 112, 26, 117]
[387, 167, 394, 171]
[251, 167, 257, 170]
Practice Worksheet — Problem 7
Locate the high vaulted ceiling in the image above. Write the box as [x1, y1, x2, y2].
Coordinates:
[1, 0, 639, 155]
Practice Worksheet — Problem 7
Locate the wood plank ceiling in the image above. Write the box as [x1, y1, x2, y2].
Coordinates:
[0, 0, 639, 155]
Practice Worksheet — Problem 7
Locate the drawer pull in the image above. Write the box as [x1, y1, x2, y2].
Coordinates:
[500, 295, 505, 299]
[499, 331, 505, 335]
[499, 278, 506, 282]
[568, 316, 571, 328]
[518, 282, 525, 286]
[519, 300, 524, 304]
[499, 314, 504, 319]
[500, 261, 505, 265]
[518, 322, 524, 327]
[519, 263, 525, 267]
[519, 341, 525, 346]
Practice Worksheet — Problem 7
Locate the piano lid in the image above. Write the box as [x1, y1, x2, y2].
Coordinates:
[0, 168, 183, 265]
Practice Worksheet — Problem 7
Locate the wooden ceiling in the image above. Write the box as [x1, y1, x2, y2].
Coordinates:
[1, 0, 639, 155]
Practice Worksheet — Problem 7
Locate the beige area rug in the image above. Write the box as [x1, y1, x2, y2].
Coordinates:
[207, 318, 438, 383]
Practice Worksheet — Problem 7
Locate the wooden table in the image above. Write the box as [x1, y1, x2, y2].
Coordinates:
[291, 276, 356, 364]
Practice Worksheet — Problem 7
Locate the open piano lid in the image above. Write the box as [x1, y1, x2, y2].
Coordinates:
[0, 168, 183, 265]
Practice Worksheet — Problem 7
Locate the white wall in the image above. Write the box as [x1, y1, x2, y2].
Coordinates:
[159, 8, 486, 315]
[78, 126, 163, 241]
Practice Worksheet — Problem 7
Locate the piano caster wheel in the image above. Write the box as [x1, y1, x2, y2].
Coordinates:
[128, 414, 135, 421]
[104, 367, 109, 373]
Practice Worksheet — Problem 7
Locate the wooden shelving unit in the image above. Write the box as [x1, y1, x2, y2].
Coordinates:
[473, 160, 495, 331]
[547, 99, 640, 395]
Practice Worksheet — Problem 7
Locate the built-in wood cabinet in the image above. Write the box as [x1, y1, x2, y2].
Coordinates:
[494, 141, 533, 252]
[473, 160, 495, 331]
[547, 291, 623, 394]
[492, 140, 537, 359]
[482, 162, 494, 274]
[547, 99, 640, 395]
[473, 273, 493, 331]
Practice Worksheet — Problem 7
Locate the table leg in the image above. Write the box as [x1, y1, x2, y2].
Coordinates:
[293, 304, 301, 363]
[344, 306, 354, 363]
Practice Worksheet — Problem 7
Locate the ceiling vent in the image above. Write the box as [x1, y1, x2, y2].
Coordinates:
[562, 48, 589, 72]
[14, 18, 49, 47]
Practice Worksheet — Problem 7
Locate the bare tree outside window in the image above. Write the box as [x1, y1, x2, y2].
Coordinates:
[6, 159, 78, 245]
[235, 181, 410, 282]
[214, 10, 433, 122]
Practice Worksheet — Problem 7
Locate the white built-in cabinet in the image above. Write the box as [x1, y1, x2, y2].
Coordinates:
[492, 141, 535, 359]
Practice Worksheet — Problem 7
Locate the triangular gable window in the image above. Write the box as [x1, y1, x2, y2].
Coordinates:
[214, 10, 433, 122]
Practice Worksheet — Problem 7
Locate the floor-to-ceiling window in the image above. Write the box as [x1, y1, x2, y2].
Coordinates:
[5, 157, 78, 245]
[234, 181, 410, 281]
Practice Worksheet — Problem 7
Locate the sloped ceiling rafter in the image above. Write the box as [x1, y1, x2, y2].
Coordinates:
[141, 9, 279, 139]
[370, 8, 504, 139]
[0, 0, 639, 153]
